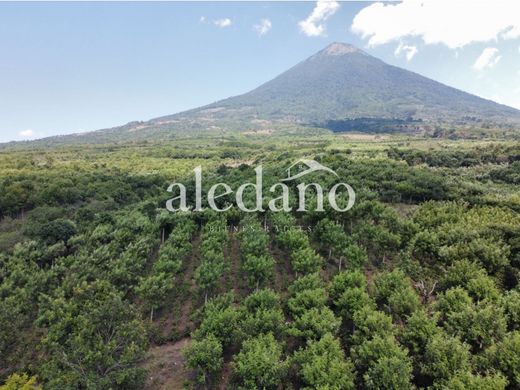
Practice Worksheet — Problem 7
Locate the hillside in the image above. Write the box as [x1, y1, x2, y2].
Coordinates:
[1, 137, 520, 388]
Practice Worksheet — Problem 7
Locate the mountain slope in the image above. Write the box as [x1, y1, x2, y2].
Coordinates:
[157, 42, 520, 127]
[4, 42, 520, 147]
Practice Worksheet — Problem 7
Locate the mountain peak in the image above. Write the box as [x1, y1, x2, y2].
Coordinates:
[150, 41, 520, 135]
[319, 42, 365, 56]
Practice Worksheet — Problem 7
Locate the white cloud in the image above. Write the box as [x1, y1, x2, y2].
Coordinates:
[214, 18, 232, 28]
[199, 16, 206, 23]
[298, 0, 340, 37]
[473, 48, 501, 71]
[18, 129, 34, 138]
[394, 42, 418, 61]
[254, 18, 272, 37]
[352, 0, 520, 49]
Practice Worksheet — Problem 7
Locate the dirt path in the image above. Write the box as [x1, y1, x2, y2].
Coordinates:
[218, 361, 234, 390]
[142, 234, 202, 388]
[224, 232, 247, 299]
[175, 233, 201, 337]
[269, 241, 293, 300]
[142, 337, 193, 390]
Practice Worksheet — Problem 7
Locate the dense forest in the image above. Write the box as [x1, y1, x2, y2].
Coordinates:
[0, 134, 519, 389]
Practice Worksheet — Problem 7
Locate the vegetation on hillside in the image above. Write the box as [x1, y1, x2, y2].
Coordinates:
[0, 134, 519, 389]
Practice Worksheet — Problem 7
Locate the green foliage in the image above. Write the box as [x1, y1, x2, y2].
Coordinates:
[437, 288, 507, 350]
[352, 335, 413, 389]
[184, 335, 223, 386]
[277, 228, 309, 252]
[0, 373, 41, 390]
[329, 270, 367, 301]
[440, 260, 500, 302]
[31, 218, 77, 245]
[233, 333, 287, 390]
[329, 270, 375, 324]
[442, 371, 508, 390]
[503, 290, 520, 330]
[420, 332, 471, 382]
[291, 247, 323, 275]
[496, 331, 520, 388]
[135, 272, 173, 319]
[288, 273, 325, 294]
[341, 243, 368, 269]
[37, 280, 148, 389]
[351, 307, 396, 345]
[238, 217, 275, 290]
[243, 254, 275, 289]
[194, 297, 242, 348]
[289, 306, 341, 340]
[401, 309, 440, 357]
[374, 269, 420, 320]
[336, 287, 375, 324]
[243, 289, 280, 312]
[195, 218, 228, 301]
[1, 137, 519, 389]
[288, 287, 328, 317]
[293, 333, 355, 390]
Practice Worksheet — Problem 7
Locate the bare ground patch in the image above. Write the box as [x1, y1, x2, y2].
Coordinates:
[142, 337, 193, 390]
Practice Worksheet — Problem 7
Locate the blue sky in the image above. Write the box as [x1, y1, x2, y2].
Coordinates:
[1, 1, 520, 142]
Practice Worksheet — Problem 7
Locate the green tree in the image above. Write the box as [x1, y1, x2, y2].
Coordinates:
[243, 254, 275, 290]
[136, 272, 173, 321]
[352, 335, 413, 389]
[503, 290, 520, 331]
[184, 335, 223, 388]
[421, 332, 471, 383]
[35, 219, 77, 245]
[278, 228, 309, 252]
[438, 293, 507, 351]
[0, 373, 41, 390]
[315, 218, 346, 260]
[243, 289, 280, 312]
[289, 307, 340, 340]
[443, 371, 507, 390]
[351, 307, 396, 345]
[293, 333, 355, 390]
[335, 288, 375, 324]
[195, 260, 225, 303]
[37, 280, 148, 389]
[340, 243, 368, 270]
[401, 309, 440, 358]
[241, 289, 285, 337]
[374, 269, 420, 320]
[329, 270, 367, 302]
[291, 247, 323, 275]
[288, 288, 328, 317]
[233, 333, 287, 390]
[496, 331, 520, 388]
[194, 296, 242, 348]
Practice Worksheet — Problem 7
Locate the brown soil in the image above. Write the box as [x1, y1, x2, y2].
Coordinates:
[270, 244, 293, 300]
[175, 233, 201, 337]
[142, 337, 193, 390]
[218, 361, 234, 390]
[221, 232, 249, 299]
[142, 234, 202, 388]
[340, 133, 388, 141]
